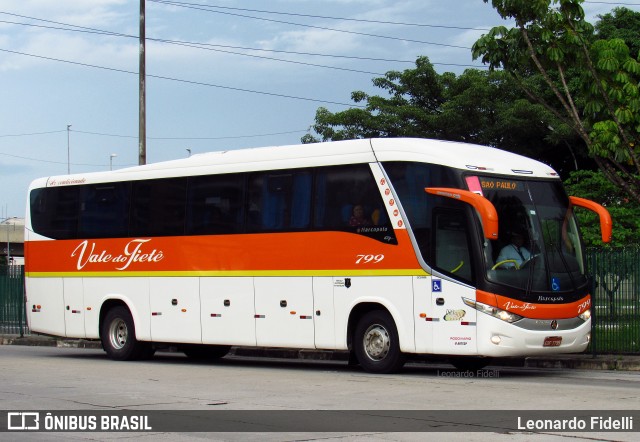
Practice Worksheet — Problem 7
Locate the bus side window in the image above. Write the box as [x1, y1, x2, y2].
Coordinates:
[246, 170, 311, 233]
[314, 164, 396, 244]
[78, 183, 130, 239]
[30, 186, 80, 240]
[187, 174, 245, 235]
[131, 178, 187, 237]
[433, 209, 473, 283]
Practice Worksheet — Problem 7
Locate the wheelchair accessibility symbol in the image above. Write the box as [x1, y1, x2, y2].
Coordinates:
[551, 277, 560, 292]
[432, 279, 442, 292]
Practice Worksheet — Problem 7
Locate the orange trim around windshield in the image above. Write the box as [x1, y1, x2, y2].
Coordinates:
[477, 290, 591, 320]
[569, 196, 612, 243]
[425, 187, 498, 240]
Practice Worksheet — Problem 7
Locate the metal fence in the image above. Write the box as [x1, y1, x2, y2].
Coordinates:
[0, 250, 638, 353]
[588, 247, 640, 354]
[0, 265, 27, 336]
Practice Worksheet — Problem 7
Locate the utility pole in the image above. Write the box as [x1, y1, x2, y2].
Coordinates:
[139, 0, 146, 165]
[67, 124, 72, 174]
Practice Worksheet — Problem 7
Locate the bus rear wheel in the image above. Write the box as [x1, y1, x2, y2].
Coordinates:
[354, 310, 405, 374]
[101, 306, 152, 361]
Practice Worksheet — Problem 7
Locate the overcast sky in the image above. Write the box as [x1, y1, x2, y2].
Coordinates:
[0, 0, 635, 218]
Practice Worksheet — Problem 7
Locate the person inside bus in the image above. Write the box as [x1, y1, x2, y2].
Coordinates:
[497, 231, 531, 269]
[349, 204, 371, 226]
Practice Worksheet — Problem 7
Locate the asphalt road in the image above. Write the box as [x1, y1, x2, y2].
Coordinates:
[1, 345, 638, 441]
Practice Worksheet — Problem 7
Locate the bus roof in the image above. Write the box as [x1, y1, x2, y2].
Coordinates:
[31, 138, 559, 188]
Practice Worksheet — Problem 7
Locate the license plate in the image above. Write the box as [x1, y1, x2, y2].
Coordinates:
[543, 336, 562, 347]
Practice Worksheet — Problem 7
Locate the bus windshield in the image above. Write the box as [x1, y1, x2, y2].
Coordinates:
[467, 176, 586, 293]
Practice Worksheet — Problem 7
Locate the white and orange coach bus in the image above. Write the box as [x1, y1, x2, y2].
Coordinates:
[24, 138, 612, 373]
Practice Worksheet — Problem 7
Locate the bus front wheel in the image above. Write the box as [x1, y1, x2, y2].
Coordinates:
[354, 310, 405, 374]
[101, 306, 152, 361]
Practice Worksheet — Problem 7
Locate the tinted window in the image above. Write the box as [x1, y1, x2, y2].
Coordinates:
[131, 178, 187, 236]
[247, 170, 311, 232]
[187, 174, 245, 235]
[383, 162, 460, 260]
[30, 186, 80, 239]
[433, 209, 474, 283]
[314, 164, 395, 244]
[78, 183, 130, 238]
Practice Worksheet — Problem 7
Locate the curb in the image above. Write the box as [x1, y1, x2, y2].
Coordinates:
[2, 334, 639, 371]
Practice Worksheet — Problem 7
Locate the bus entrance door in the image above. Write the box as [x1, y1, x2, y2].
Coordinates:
[413, 275, 434, 353]
[430, 278, 478, 355]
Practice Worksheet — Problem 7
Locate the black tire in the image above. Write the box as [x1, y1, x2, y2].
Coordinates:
[181, 344, 231, 360]
[101, 306, 151, 361]
[449, 356, 492, 371]
[354, 310, 405, 374]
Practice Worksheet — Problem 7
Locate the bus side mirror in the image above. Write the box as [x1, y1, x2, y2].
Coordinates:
[425, 187, 499, 240]
[569, 196, 613, 243]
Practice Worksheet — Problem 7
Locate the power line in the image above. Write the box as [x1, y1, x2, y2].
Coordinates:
[0, 128, 309, 140]
[0, 150, 125, 168]
[146, 0, 473, 50]
[0, 12, 486, 69]
[0, 47, 366, 108]
[0, 130, 66, 138]
[71, 129, 309, 140]
[583, 1, 640, 5]
[0, 18, 386, 76]
[149, 0, 492, 31]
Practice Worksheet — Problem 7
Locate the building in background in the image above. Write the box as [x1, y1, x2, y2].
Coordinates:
[1, 217, 24, 266]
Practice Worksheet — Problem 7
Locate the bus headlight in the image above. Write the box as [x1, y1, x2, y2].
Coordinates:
[578, 309, 591, 322]
[463, 298, 523, 323]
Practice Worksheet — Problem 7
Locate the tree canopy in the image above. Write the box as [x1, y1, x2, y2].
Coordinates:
[302, 3, 640, 244]
[472, 0, 640, 204]
[303, 57, 592, 176]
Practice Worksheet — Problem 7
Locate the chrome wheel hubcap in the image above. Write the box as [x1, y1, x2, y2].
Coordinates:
[363, 324, 390, 361]
[108, 319, 128, 350]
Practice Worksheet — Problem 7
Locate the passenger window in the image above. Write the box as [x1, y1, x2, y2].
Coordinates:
[246, 170, 311, 232]
[78, 183, 130, 238]
[314, 164, 396, 244]
[131, 178, 187, 236]
[187, 174, 245, 235]
[30, 186, 80, 240]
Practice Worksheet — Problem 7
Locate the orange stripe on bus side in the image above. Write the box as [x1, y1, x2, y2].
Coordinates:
[25, 230, 423, 275]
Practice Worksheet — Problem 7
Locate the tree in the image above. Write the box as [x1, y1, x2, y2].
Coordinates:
[472, 0, 640, 204]
[564, 170, 640, 246]
[302, 56, 445, 143]
[596, 7, 640, 58]
[303, 56, 592, 176]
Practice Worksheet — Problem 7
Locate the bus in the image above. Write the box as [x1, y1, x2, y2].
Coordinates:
[24, 138, 612, 373]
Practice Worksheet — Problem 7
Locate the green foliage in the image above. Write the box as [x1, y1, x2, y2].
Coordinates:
[596, 7, 640, 58]
[303, 57, 444, 143]
[564, 169, 640, 246]
[474, 1, 640, 205]
[303, 56, 591, 176]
